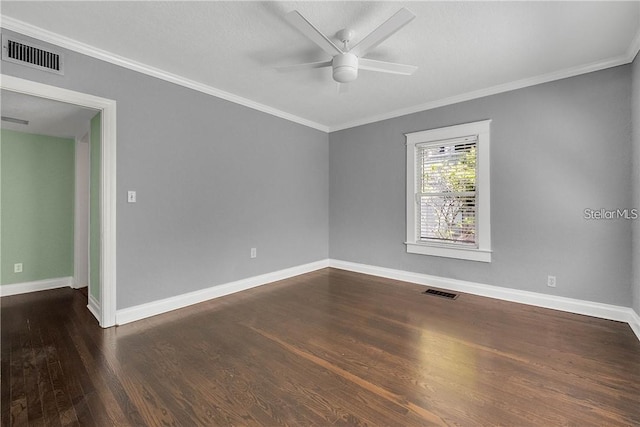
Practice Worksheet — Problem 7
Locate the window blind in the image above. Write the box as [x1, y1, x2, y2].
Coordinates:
[416, 135, 478, 245]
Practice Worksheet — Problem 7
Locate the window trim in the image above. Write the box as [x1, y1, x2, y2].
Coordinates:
[405, 120, 492, 262]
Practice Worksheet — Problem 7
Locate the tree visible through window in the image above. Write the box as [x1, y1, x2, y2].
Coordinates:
[405, 120, 491, 262]
[417, 138, 477, 245]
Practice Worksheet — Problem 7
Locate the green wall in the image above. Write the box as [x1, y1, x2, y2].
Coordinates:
[90, 113, 100, 301]
[1, 129, 75, 285]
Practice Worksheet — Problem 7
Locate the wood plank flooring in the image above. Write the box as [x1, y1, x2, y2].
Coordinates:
[2, 268, 640, 426]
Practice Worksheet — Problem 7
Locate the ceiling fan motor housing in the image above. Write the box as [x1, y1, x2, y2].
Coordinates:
[332, 53, 358, 83]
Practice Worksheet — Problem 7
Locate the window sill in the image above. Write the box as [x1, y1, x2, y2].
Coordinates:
[405, 242, 492, 262]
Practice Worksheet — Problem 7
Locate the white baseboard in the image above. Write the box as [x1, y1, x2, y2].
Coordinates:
[116, 259, 330, 325]
[0, 276, 73, 297]
[87, 294, 101, 322]
[329, 259, 640, 341]
[111, 256, 640, 344]
[629, 310, 640, 342]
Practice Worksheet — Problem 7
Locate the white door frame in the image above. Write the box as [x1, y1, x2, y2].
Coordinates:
[73, 128, 90, 290]
[1, 74, 117, 327]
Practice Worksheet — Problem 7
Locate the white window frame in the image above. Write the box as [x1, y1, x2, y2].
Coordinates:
[405, 120, 491, 262]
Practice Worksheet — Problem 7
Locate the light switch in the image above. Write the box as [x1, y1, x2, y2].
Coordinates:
[127, 191, 137, 203]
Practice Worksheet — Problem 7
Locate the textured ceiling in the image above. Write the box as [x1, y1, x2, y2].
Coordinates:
[1, 1, 639, 131]
[1, 90, 98, 138]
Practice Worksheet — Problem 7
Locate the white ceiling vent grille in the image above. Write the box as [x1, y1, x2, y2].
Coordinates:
[2, 35, 64, 75]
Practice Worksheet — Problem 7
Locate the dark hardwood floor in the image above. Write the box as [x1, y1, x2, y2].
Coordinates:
[2, 268, 640, 426]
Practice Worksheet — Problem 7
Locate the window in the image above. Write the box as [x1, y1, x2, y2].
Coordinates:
[405, 120, 491, 262]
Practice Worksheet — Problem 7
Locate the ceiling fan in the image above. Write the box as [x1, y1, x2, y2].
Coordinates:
[280, 8, 418, 85]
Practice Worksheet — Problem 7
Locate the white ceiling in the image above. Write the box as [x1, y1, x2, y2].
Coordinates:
[1, 90, 98, 139]
[1, 1, 639, 131]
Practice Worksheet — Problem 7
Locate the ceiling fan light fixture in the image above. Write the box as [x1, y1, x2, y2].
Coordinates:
[332, 53, 358, 83]
[283, 9, 417, 86]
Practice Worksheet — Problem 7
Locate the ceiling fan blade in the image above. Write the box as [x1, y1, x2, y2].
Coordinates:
[277, 60, 333, 72]
[285, 10, 343, 56]
[349, 8, 416, 58]
[358, 58, 417, 75]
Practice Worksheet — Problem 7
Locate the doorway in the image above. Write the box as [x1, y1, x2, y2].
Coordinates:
[1, 75, 117, 327]
[1, 90, 96, 303]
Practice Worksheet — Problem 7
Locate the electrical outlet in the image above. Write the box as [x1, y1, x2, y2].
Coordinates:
[250, 248, 257, 259]
[14, 263, 23, 273]
[547, 275, 556, 288]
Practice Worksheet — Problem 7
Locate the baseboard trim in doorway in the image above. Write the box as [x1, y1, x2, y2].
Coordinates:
[630, 310, 640, 342]
[88, 294, 101, 323]
[329, 259, 640, 342]
[115, 259, 330, 325]
[0, 276, 74, 297]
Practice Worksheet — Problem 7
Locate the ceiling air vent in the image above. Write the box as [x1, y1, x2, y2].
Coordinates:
[2, 35, 64, 75]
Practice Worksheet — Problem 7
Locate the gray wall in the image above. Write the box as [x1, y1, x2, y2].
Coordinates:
[2, 27, 635, 311]
[633, 54, 640, 315]
[1, 29, 329, 309]
[329, 66, 632, 306]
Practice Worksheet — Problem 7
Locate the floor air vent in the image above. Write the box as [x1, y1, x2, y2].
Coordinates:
[2, 35, 63, 75]
[423, 289, 458, 300]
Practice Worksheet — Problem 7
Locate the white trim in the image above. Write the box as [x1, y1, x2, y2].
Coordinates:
[405, 243, 492, 262]
[630, 310, 640, 342]
[329, 259, 640, 342]
[0, 276, 73, 297]
[99, 91, 117, 328]
[626, 27, 640, 63]
[2, 15, 637, 134]
[73, 133, 82, 289]
[329, 56, 634, 132]
[87, 294, 101, 323]
[115, 259, 329, 325]
[405, 120, 491, 262]
[0, 16, 328, 133]
[0, 75, 118, 328]
[73, 129, 90, 290]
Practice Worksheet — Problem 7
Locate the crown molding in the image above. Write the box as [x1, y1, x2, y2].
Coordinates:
[329, 23, 640, 132]
[0, 15, 329, 133]
[328, 54, 634, 132]
[627, 27, 640, 63]
[2, 14, 637, 135]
